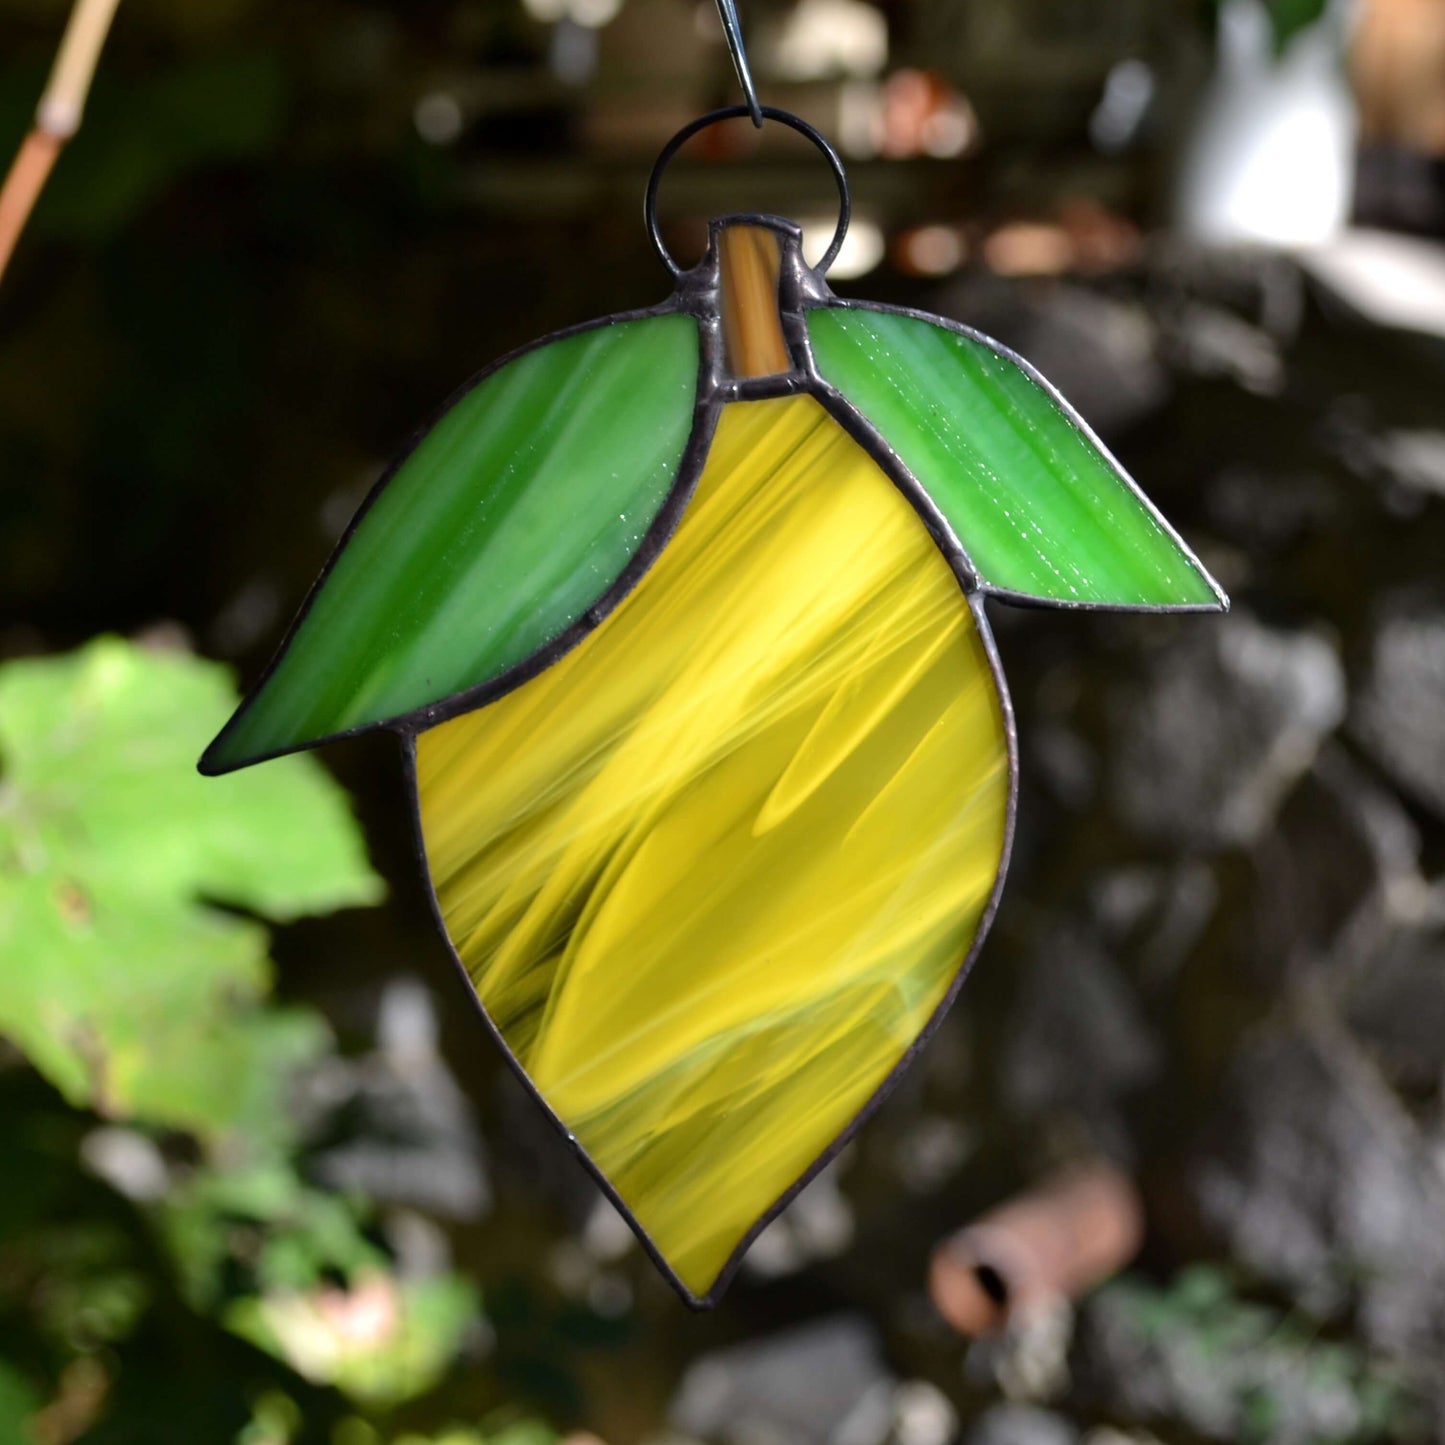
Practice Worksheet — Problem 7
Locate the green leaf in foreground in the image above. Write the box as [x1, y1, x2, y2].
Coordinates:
[0, 637, 385, 1142]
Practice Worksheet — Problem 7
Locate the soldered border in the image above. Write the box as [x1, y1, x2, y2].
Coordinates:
[201, 214, 1224, 1309]
[397, 221, 1014, 1309]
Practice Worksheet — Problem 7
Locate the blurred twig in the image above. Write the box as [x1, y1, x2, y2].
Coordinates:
[0, 0, 123, 285]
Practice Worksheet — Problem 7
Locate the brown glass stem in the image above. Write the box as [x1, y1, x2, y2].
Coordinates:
[718, 223, 791, 380]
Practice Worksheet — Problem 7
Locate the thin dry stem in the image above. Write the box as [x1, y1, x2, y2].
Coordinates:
[0, 0, 124, 285]
[0, 132, 63, 279]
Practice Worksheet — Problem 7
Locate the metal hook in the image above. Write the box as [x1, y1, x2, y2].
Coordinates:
[714, 0, 763, 128]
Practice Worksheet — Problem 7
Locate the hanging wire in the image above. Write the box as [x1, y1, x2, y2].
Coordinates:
[713, 0, 764, 128]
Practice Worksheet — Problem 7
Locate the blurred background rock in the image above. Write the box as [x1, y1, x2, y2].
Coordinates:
[1, 0, 1444, 1441]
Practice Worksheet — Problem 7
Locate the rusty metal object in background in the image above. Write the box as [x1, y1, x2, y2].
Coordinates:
[929, 1162, 1144, 1338]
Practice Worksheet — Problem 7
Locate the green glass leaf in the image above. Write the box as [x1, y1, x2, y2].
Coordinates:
[204, 313, 700, 773]
[0, 638, 382, 1142]
[807, 305, 1225, 610]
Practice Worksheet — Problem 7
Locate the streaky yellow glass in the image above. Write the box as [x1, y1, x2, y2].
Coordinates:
[416, 394, 1009, 1297]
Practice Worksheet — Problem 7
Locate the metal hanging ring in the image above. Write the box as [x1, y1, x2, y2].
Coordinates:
[644, 105, 852, 279]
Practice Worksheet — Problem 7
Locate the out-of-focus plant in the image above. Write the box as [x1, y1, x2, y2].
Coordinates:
[238, 1391, 557, 1445]
[0, 1360, 41, 1440]
[0, 636, 380, 1134]
[1092, 1266, 1422, 1444]
[228, 1271, 477, 1407]
[0, 637, 522, 1441]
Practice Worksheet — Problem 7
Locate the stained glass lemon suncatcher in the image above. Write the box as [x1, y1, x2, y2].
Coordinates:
[202, 110, 1225, 1306]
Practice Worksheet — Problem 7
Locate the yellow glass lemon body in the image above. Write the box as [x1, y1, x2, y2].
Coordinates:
[413, 224, 1012, 1303]
[415, 389, 1012, 1301]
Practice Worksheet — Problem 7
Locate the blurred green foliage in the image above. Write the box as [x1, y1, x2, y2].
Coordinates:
[228, 1274, 478, 1408]
[0, 636, 381, 1137]
[0, 1359, 42, 1439]
[1263, 0, 1333, 53]
[1098, 1266, 1422, 1444]
[0, 638, 540, 1443]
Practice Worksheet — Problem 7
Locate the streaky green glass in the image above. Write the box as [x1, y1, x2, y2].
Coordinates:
[807, 306, 1223, 609]
[203, 314, 699, 774]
